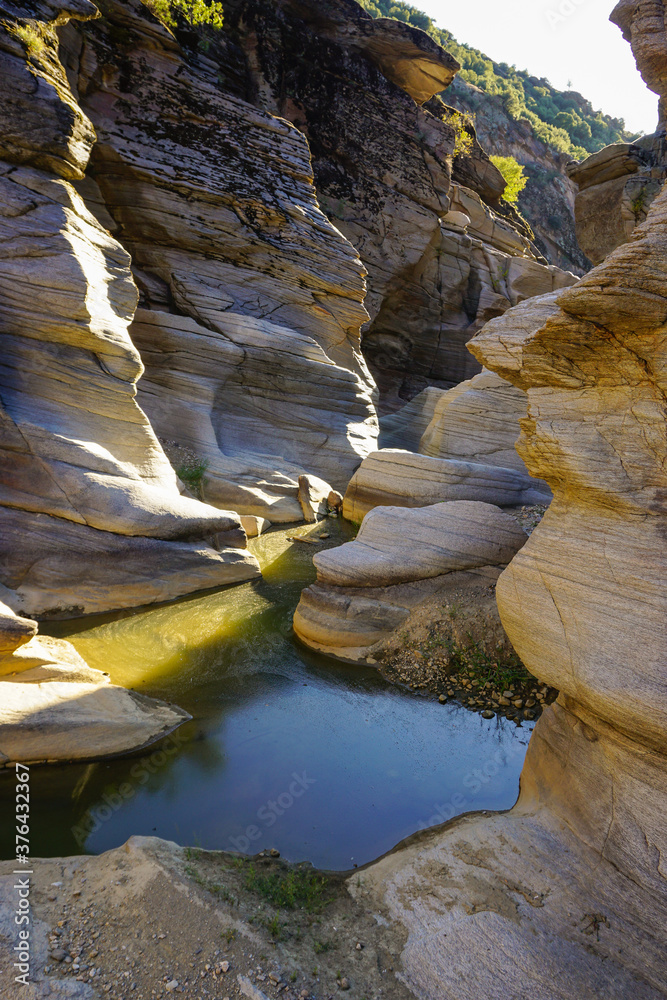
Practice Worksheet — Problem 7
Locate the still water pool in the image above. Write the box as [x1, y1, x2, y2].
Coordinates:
[0, 523, 533, 869]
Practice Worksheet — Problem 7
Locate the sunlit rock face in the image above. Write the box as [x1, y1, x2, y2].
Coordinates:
[63, 0, 378, 522]
[0, 1, 260, 615]
[221, 0, 577, 412]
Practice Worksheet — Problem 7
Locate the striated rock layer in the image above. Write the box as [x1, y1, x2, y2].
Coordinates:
[343, 448, 550, 523]
[221, 0, 577, 411]
[0, 0, 261, 615]
[294, 500, 527, 662]
[356, 3, 667, 991]
[64, 0, 378, 522]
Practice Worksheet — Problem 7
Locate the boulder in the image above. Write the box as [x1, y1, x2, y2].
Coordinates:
[0, 605, 189, 764]
[293, 500, 527, 662]
[343, 449, 551, 523]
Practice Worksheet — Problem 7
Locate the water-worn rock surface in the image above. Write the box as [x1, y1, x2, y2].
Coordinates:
[343, 448, 550, 522]
[0, 604, 188, 765]
[0, 0, 261, 615]
[294, 500, 527, 661]
[221, 0, 577, 411]
[66, 0, 379, 521]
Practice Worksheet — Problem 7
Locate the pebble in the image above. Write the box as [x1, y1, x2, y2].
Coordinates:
[221, 960, 230, 972]
[498, 697, 511, 707]
[269, 848, 280, 858]
[481, 710, 495, 719]
[165, 980, 179, 993]
[438, 694, 447, 704]
[339, 978, 350, 990]
[50, 949, 66, 962]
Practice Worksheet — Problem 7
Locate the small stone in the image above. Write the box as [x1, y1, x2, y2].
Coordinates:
[319, 533, 330, 540]
[482, 710, 495, 719]
[165, 981, 179, 993]
[525, 698, 536, 708]
[498, 697, 511, 707]
[221, 961, 229, 973]
[438, 694, 447, 704]
[513, 699, 524, 709]
[50, 949, 67, 962]
[269, 848, 280, 858]
[269, 972, 280, 983]
[355, 942, 363, 950]
[327, 490, 343, 509]
[339, 978, 350, 990]
[503, 690, 513, 699]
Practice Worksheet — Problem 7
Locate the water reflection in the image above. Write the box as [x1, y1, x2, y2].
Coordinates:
[0, 522, 533, 869]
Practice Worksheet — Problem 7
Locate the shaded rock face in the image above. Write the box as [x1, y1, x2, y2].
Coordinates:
[568, 137, 667, 264]
[62, 0, 378, 521]
[0, 2, 261, 615]
[293, 500, 527, 662]
[0, 603, 188, 764]
[221, 0, 577, 412]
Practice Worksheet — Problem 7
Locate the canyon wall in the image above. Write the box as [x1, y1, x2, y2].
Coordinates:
[0, 0, 260, 616]
[357, 3, 667, 995]
[221, 0, 577, 411]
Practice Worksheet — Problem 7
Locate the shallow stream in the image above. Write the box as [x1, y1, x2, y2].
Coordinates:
[0, 523, 533, 869]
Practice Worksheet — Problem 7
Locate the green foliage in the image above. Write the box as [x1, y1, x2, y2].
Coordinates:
[446, 635, 530, 690]
[175, 457, 209, 499]
[357, 0, 641, 159]
[143, 0, 224, 30]
[242, 864, 333, 912]
[490, 155, 528, 203]
[9, 22, 46, 56]
[441, 108, 474, 157]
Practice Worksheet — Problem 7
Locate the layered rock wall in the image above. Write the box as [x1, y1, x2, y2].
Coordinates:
[222, 0, 577, 411]
[0, 0, 262, 615]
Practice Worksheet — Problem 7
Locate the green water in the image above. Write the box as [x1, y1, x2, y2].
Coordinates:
[0, 521, 533, 869]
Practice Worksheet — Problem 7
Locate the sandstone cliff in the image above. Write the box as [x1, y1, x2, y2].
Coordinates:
[0, 0, 262, 616]
[220, 0, 577, 411]
[353, 3, 667, 994]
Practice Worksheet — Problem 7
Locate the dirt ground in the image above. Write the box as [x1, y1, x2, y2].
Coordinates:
[0, 836, 416, 1000]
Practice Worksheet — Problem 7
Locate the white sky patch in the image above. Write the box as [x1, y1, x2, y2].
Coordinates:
[417, 0, 658, 135]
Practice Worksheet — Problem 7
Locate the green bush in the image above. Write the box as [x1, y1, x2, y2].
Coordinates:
[490, 155, 528, 203]
[143, 0, 223, 29]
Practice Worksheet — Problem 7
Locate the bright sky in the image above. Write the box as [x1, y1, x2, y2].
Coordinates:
[418, 0, 658, 135]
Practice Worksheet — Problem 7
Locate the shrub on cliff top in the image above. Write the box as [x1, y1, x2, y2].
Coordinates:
[143, 0, 223, 30]
[490, 155, 528, 203]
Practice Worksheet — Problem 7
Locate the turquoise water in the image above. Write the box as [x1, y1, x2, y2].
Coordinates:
[0, 522, 532, 869]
